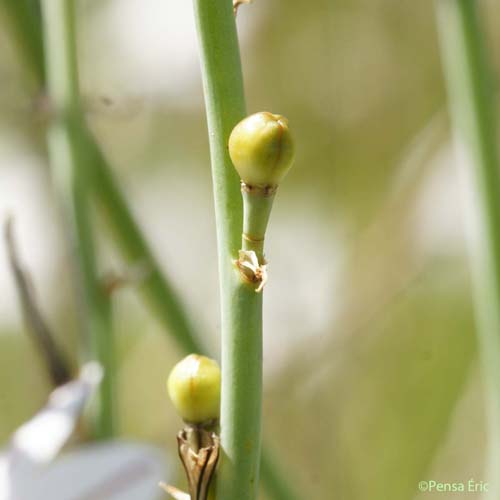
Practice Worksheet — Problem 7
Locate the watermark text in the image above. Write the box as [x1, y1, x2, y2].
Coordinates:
[418, 479, 488, 494]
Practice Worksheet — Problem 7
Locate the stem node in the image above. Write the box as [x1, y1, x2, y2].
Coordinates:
[235, 250, 268, 293]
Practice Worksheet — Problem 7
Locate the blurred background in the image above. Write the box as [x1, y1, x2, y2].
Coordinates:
[0, 0, 499, 498]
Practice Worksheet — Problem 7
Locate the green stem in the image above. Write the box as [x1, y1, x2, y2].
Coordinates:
[192, 0, 263, 498]
[3, 0, 202, 358]
[1, 0, 44, 84]
[81, 134, 202, 355]
[40, 0, 115, 438]
[219, 280, 262, 500]
[241, 187, 276, 262]
[435, 1, 500, 497]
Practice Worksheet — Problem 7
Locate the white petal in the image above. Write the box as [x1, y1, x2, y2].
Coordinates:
[11, 362, 102, 464]
[30, 442, 168, 500]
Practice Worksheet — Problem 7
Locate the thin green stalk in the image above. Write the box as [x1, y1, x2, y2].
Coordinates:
[192, 0, 264, 498]
[1, 0, 202, 357]
[81, 134, 202, 355]
[241, 189, 275, 261]
[40, 0, 115, 438]
[5, 4, 301, 498]
[435, 1, 500, 497]
[1, 0, 44, 84]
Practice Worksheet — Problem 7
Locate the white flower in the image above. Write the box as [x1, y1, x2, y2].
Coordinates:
[0, 363, 169, 500]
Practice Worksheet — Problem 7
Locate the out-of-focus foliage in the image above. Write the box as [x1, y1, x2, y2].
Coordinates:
[0, 0, 499, 499]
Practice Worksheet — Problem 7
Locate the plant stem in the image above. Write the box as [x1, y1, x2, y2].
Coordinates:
[192, 0, 264, 498]
[40, 0, 115, 438]
[1, 0, 44, 84]
[81, 134, 202, 355]
[219, 281, 262, 500]
[241, 188, 276, 262]
[5, 4, 302, 498]
[2, 0, 202, 358]
[435, 1, 500, 497]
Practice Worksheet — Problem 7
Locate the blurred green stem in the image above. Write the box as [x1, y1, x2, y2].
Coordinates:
[40, 0, 115, 438]
[82, 135, 202, 355]
[192, 0, 264, 498]
[4, 3, 301, 498]
[1, 0, 44, 84]
[2, 1, 202, 357]
[436, 1, 500, 497]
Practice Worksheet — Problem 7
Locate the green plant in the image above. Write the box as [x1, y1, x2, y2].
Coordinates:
[191, 0, 256, 497]
[192, 1, 296, 497]
[165, 354, 221, 500]
[2, 1, 301, 497]
[435, 1, 500, 498]
[168, 354, 221, 425]
[230, 112, 294, 267]
[40, 0, 115, 438]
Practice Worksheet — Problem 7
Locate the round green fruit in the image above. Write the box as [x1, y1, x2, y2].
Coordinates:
[167, 354, 221, 424]
[229, 112, 295, 187]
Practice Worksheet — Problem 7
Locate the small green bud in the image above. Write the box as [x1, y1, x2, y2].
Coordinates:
[167, 354, 221, 424]
[228, 111, 295, 187]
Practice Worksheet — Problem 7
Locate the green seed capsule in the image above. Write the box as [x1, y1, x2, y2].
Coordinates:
[167, 354, 221, 424]
[228, 112, 295, 187]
